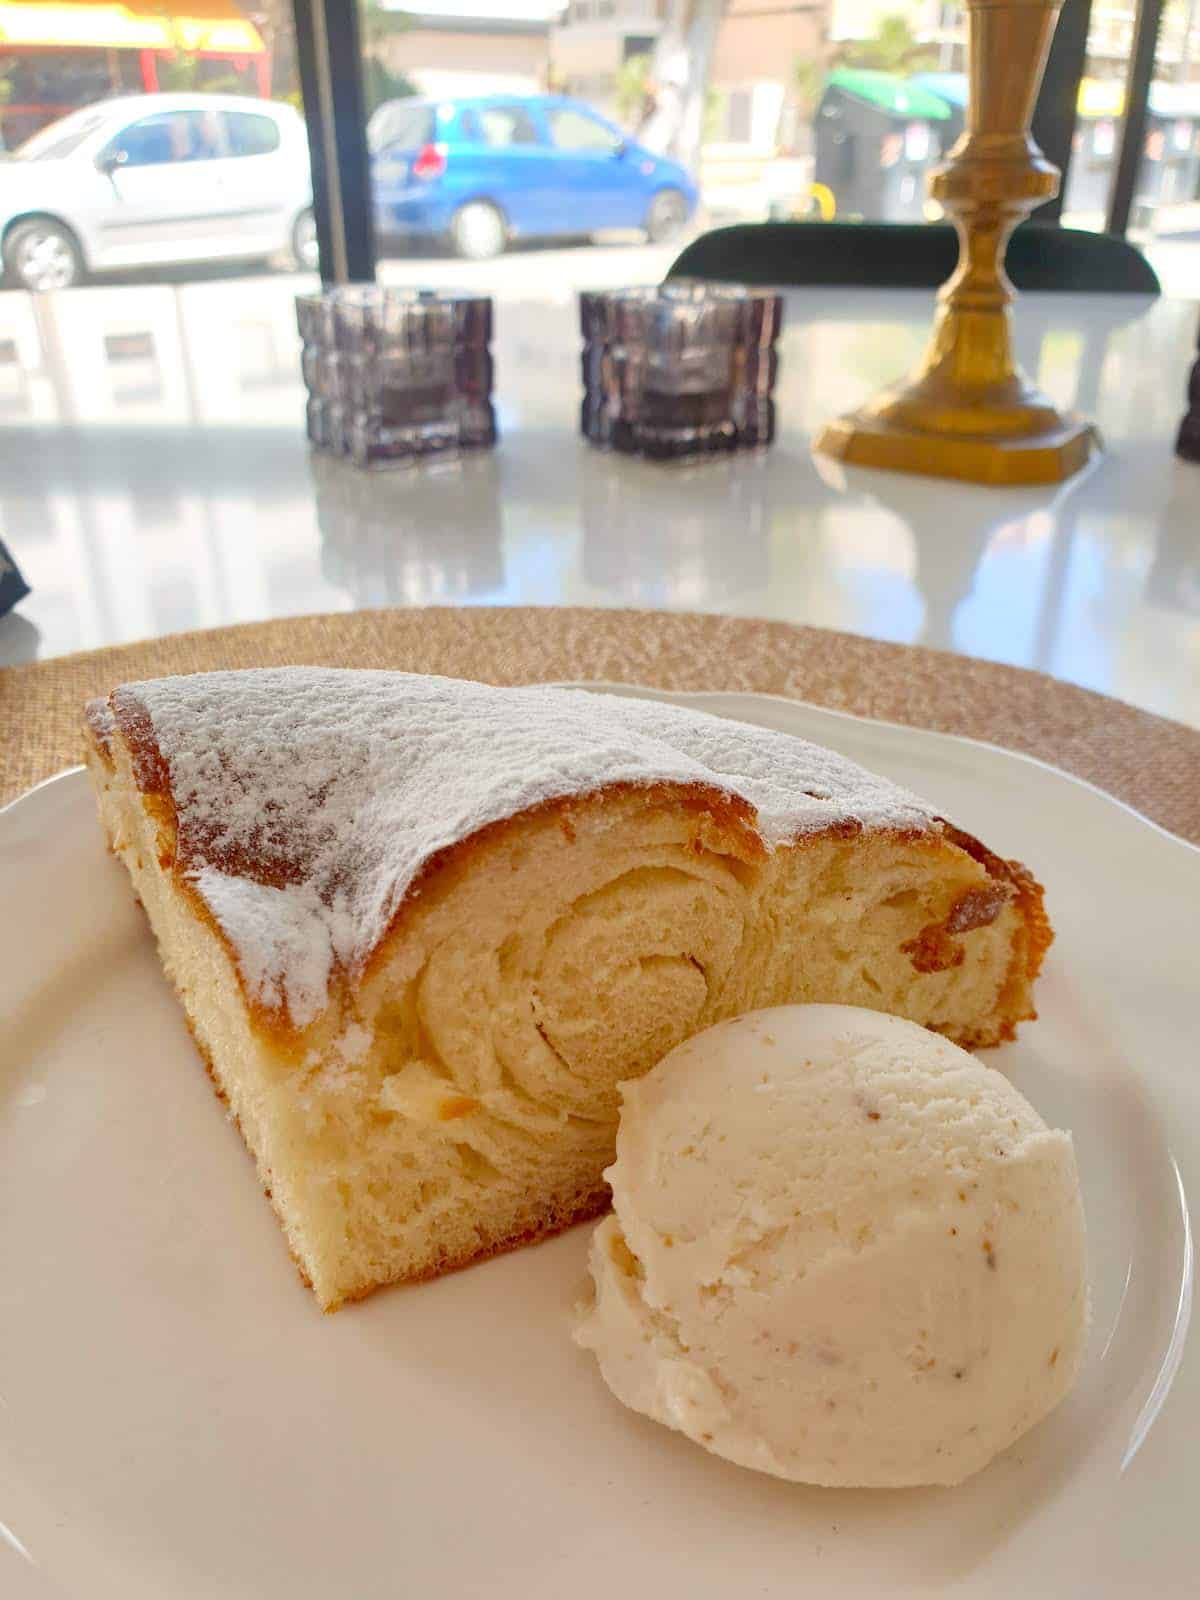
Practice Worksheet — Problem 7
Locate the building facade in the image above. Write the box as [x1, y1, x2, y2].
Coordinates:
[551, 0, 830, 157]
[378, 1, 562, 101]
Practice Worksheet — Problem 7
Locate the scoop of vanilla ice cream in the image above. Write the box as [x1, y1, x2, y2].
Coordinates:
[575, 1005, 1088, 1488]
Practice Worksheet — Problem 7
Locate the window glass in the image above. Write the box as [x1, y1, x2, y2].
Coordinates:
[352, 1, 1125, 288]
[476, 106, 541, 148]
[107, 111, 225, 169]
[1062, 3, 1200, 293]
[548, 107, 622, 153]
[226, 112, 281, 158]
[367, 102, 435, 154]
[458, 109, 484, 143]
[1129, 10, 1200, 296]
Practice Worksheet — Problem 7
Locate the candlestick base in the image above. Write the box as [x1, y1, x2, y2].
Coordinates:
[817, 393, 1096, 487]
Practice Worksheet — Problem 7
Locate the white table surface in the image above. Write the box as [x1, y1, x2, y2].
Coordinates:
[0, 276, 1197, 729]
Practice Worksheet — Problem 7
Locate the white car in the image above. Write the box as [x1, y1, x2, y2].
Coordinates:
[0, 93, 316, 291]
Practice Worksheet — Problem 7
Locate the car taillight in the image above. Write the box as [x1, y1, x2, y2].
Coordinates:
[412, 142, 447, 181]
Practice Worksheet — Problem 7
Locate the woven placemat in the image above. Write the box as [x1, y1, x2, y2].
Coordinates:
[2, 606, 1197, 843]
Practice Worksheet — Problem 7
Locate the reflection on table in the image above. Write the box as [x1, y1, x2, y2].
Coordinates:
[0, 281, 302, 428]
[1, 278, 1197, 731]
[577, 449, 775, 604]
[313, 452, 505, 607]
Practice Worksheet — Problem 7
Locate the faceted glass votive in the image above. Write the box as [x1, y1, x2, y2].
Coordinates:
[579, 282, 783, 460]
[296, 287, 495, 467]
[296, 292, 345, 451]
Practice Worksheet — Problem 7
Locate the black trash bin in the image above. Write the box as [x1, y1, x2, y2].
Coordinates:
[813, 69, 952, 222]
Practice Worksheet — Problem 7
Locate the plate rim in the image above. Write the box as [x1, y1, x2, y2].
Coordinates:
[1, 683, 1196, 1598]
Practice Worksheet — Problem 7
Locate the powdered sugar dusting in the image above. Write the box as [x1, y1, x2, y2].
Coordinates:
[117, 669, 939, 1029]
[193, 871, 356, 1028]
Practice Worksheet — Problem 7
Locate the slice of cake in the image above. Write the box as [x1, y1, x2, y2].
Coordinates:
[84, 669, 1051, 1310]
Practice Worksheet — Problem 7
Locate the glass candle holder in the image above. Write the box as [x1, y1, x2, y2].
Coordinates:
[296, 291, 346, 453]
[579, 282, 783, 460]
[296, 287, 495, 466]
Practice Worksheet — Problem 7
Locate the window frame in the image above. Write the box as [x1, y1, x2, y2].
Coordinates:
[1105, 0, 1168, 235]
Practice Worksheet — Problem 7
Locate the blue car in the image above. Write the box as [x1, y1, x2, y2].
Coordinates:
[368, 94, 698, 259]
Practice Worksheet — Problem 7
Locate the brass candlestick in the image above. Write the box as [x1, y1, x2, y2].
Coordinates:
[816, 0, 1096, 486]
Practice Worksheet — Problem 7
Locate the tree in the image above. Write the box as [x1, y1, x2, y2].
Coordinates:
[642, 0, 728, 173]
[243, 0, 300, 99]
[156, 21, 249, 94]
[359, 0, 418, 117]
[1171, 0, 1199, 82]
[156, 51, 244, 96]
[241, 0, 416, 110]
[792, 57, 827, 122]
[614, 50, 653, 131]
[833, 14, 940, 75]
[791, 12, 941, 136]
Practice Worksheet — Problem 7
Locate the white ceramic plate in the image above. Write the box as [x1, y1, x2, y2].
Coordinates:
[2, 691, 1196, 1600]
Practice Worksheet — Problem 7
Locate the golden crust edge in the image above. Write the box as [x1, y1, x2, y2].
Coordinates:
[87, 691, 1051, 1059]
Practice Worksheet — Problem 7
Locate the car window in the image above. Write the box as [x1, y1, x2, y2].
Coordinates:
[368, 103, 434, 154]
[547, 107, 621, 154]
[106, 111, 225, 168]
[458, 109, 483, 143]
[225, 112, 281, 158]
[476, 106, 541, 148]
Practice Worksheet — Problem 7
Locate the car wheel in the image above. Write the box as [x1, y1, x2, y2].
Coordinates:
[450, 201, 506, 261]
[3, 218, 83, 291]
[645, 188, 689, 245]
[291, 208, 320, 273]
